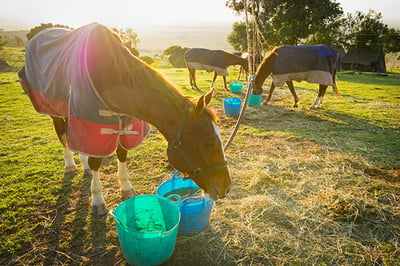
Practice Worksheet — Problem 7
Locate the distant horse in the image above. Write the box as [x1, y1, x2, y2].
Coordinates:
[18, 23, 231, 215]
[185, 48, 249, 90]
[254, 45, 341, 109]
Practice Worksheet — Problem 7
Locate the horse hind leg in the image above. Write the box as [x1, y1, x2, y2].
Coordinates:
[79, 154, 91, 176]
[188, 67, 199, 90]
[88, 156, 108, 216]
[116, 145, 136, 200]
[287, 81, 299, 107]
[51, 116, 76, 173]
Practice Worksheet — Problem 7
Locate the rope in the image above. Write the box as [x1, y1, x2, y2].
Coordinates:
[224, 0, 256, 151]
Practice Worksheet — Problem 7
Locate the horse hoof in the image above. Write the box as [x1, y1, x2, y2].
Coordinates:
[92, 204, 108, 216]
[121, 189, 137, 201]
[293, 104, 299, 108]
[65, 165, 77, 173]
[262, 101, 269, 106]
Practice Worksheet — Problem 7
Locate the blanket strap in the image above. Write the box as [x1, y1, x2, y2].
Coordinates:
[100, 128, 139, 135]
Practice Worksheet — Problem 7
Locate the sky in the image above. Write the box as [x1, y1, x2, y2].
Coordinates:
[0, 0, 399, 31]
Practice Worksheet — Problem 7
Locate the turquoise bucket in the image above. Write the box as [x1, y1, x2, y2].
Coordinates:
[229, 82, 243, 93]
[223, 98, 242, 115]
[109, 195, 180, 266]
[248, 94, 262, 106]
[157, 171, 214, 235]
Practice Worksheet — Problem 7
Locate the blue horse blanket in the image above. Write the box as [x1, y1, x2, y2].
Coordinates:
[272, 45, 341, 87]
[20, 23, 150, 156]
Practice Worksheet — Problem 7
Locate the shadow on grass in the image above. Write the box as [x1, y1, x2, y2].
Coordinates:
[238, 104, 400, 170]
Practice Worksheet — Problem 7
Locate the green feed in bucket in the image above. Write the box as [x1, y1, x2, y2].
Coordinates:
[110, 195, 180, 266]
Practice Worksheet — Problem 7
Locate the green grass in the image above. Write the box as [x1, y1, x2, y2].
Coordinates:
[1, 49, 399, 265]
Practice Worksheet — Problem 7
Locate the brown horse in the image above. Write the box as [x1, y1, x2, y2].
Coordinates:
[18, 23, 231, 215]
[254, 45, 341, 109]
[184, 48, 249, 90]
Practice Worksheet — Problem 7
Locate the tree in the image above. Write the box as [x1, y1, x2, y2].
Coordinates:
[113, 28, 139, 56]
[26, 23, 71, 40]
[384, 28, 400, 53]
[227, 22, 248, 51]
[164, 45, 189, 68]
[352, 10, 388, 50]
[226, 0, 343, 50]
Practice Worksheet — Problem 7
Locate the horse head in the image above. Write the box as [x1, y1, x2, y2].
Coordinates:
[253, 49, 278, 94]
[167, 89, 231, 200]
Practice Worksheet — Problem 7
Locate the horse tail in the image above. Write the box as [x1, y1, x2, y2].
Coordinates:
[332, 70, 341, 97]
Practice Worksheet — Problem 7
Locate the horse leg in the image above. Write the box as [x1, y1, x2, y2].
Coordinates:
[287, 81, 299, 107]
[51, 116, 77, 173]
[116, 145, 137, 200]
[188, 68, 199, 90]
[79, 154, 91, 176]
[310, 84, 328, 109]
[222, 76, 228, 90]
[88, 156, 108, 216]
[263, 82, 276, 105]
[210, 71, 218, 89]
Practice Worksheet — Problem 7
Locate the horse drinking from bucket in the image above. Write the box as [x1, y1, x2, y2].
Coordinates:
[18, 23, 231, 215]
[253, 45, 341, 109]
[184, 48, 249, 90]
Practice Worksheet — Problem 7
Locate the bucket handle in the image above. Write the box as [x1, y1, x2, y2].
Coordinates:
[172, 170, 183, 179]
[180, 196, 211, 208]
[167, 194, 181, 204]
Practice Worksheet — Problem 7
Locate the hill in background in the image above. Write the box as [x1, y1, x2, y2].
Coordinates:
[1, 24, 233, 56]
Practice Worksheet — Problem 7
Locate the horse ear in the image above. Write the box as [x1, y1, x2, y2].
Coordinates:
[195, 88, 214, 115]
[204, 88, 214, 106]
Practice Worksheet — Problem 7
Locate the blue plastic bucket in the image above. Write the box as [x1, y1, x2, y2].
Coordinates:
[157, 171, 214, 235]
[248, 94, 262, 106]
[229, 82, 243, 93]
[109, 195, 180, 266]
[223, 98, 242, 115]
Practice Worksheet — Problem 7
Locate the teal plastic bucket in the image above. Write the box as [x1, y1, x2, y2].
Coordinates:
[248, 94, 262, 106]
[109, 195, 180, 266]
[229, 82, 243, 93]
[223, 98, 242, 115]
[157, 171, 214, 235]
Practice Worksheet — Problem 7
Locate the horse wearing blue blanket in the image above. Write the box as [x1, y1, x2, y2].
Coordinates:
[253, 45, 341, 109]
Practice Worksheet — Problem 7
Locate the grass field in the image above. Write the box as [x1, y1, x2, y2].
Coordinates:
[1, 48, 399, 265]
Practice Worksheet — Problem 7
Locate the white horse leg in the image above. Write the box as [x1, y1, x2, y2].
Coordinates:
[90, 171, 107, 215]
[310, 96, 320, 109]
[64, 148, 76, 173]
[118, 161, 136, 200]
[79, 154, 90, 175]
[310, 96, 323, 109]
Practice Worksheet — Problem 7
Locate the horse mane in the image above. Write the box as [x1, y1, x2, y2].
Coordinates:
[261, 47, 279, 64]
[88, 24, 219, 123]
[88, 24, 188, 109]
